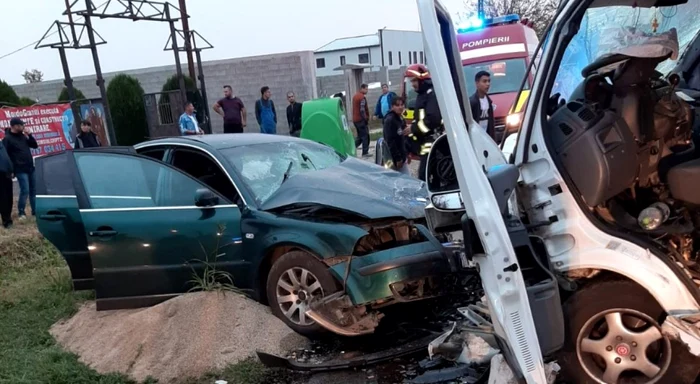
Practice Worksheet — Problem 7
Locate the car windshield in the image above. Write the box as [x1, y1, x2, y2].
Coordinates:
[222, 141, 346, 206]
[463, 58, 530, 95]
[553, 3, 700, 101]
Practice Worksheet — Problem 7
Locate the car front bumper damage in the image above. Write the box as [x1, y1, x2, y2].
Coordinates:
[307, 224, 469, 336]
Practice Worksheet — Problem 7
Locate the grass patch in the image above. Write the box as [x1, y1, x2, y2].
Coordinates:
[0, 217, 283, 384]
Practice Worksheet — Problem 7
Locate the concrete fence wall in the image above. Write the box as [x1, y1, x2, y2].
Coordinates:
[12, 51, 318, 135]
[315, 68, 410, 122]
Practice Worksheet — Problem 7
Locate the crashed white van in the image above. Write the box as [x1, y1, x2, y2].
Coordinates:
[419, 0, 700, 382]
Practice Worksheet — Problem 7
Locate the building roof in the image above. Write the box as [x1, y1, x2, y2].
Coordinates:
[315, 34, 380, 53]
[333, 64, 374, 71]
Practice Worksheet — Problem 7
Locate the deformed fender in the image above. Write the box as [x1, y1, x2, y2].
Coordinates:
[551, 243, 700, 313]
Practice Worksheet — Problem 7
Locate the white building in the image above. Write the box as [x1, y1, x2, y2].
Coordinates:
[314, 29, 425, 77]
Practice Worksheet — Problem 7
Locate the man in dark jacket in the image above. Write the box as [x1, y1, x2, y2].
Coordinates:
[286, 91, 303, 137]
[469, 71, 496, 140]
[403, 64, 442, 181]
[383, 97, 409, 174]
[3, 118, 38, 219]
[74, 120, 102, 148]
[0, 138, 13, 228]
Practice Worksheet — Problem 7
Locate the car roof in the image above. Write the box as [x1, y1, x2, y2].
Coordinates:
[143, 133, 306, 150]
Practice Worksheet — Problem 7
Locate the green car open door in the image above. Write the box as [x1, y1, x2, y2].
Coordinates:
[36, 149, 245, 310]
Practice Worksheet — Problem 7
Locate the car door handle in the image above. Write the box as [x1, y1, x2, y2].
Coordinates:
[39, 212, 66, 221]
[89, 230, 118, 237]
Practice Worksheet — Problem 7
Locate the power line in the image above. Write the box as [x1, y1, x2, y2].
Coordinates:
[0, 0, 109, 62]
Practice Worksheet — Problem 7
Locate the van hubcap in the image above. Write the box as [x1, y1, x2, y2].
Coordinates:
[576, 309, 672, 383]
[276, 267, 324, 326]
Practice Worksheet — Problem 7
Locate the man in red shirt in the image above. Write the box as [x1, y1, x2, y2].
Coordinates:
[352, 84, 370, 157]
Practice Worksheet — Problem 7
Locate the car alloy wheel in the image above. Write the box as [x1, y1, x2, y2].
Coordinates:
[576, 308, 672, 384]
[276, 267, 324, 326]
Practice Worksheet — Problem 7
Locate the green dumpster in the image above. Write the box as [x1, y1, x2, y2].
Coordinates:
[301, 98, 356, 157]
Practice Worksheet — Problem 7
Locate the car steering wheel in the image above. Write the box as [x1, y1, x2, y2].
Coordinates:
[581, 54, 630, 78]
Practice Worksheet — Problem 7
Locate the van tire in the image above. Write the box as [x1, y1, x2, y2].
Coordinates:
[266, 251, 341, 338]
[557, 279, 699, 384]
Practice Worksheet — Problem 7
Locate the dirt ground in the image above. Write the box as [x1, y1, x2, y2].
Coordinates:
[50, 291, 309, 383]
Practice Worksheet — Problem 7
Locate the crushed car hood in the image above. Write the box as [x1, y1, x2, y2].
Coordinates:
[260, 157, 429, 220]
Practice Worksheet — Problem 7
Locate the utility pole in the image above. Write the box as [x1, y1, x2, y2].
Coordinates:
[164, 30, 214, 133]
[165, 4, 187, 106]
[178, 0, 197, 82]
[83, 0, 118, 146]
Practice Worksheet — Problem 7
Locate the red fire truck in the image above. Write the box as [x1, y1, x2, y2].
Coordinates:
[402, 14, 538, 143]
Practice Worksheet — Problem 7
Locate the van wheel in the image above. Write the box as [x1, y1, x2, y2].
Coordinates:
[557, 280, 699, 384]
[266, 251, 341, 338]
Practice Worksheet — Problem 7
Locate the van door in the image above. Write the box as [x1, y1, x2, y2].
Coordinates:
[417, 0, 549, 382]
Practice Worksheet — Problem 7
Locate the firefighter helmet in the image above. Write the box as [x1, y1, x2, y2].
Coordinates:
[405, 64, 431, 80]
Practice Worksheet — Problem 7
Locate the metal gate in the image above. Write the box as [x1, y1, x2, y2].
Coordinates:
[143, 90, 184, 138]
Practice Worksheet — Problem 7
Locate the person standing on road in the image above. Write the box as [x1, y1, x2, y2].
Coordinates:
[0, 138, 13, 229]
[374, 83, 397, 121]
[74, 121, 102, 148]
[469, 71, 496, 140]
[403, 64, 442, 182]
[179, 102, 204, 136]
[353, 84, 371, 157]
[213, 85, 246, 133]
[255, 86, 277, 135]
[286, 91, 303, 137]
[3, 118, 38, 220]
[383, 97, 410, 175]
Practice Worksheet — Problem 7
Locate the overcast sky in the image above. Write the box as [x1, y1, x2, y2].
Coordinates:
[0, 0, 466, 85]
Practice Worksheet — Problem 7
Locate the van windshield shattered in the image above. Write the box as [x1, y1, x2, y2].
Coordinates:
[222, 141, 346, 205]
[553, 2, 700, 101]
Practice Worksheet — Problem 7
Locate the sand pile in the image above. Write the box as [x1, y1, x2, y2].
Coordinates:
[50, 291, 309, 382]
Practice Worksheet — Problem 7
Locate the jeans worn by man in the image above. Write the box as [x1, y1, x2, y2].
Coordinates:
[3, 118, 38, 219]
[15, 172, 35, 219]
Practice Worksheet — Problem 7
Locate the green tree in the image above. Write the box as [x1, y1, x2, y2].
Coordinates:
[160, 75, 205, 126]
[19, 97, 36, 106]
[0, 79, 20, 107]
[21, 69, 43, 84]
[57, 87, 86, 102]
[106, 74, 148, 146]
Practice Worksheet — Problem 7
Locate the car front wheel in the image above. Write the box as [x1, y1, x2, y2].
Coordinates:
[557, 279, 699, 384]
[266, 250, 341, 338]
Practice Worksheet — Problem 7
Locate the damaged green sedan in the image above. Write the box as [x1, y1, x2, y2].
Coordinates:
[35, 134, 462, 337]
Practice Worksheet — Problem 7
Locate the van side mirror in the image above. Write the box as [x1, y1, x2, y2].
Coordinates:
[195, 188, 219, 207]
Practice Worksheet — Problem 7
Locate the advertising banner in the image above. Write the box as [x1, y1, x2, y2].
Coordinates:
[0, 104, 75, 157]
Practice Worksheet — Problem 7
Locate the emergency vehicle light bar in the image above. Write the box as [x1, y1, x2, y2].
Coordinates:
[456, 14, 520, 33]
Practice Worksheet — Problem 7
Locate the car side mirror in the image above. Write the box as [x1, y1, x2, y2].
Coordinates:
[431, 192, 463, 210]
[195, 188, 219, 207]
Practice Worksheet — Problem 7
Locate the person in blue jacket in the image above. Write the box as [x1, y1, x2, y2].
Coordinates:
[374, 83, 397, 121]
[255, 86, 277, 134]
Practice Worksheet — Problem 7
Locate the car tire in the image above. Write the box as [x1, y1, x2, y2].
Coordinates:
[266, 250, 341, 338]
[557, 279, 699, 384]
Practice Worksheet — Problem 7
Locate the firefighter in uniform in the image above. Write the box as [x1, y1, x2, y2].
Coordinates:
[403, 64, 443, 181]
